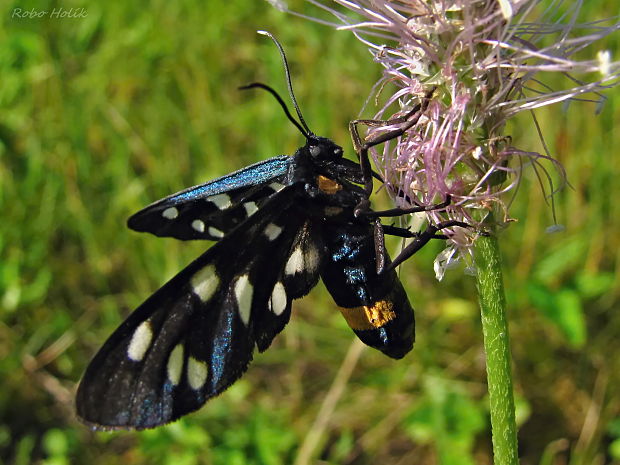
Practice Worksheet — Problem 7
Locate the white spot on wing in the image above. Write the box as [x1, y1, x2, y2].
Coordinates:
[264, 223, 282, 241]
[191, 219, 205, 233]
[285, 244, 320, 276]
[209, 193, 232, 210]
[285, 247, 304, 276]
[162, 207, 179, 219]
[191, 264, 219, 302]
[269, 182, 285, 193]
[305, 244, 320, 273]
[127, 321, 153, 362]
[208, 226, 224, 238]
[167, 344, 184, 386]
[234, 274, 253, 325]
[243, 201, 258, 216]
[270, 282, 287, 315]
[187, 356, 208, 390]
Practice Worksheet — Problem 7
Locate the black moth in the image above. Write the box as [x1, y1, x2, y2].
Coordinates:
[76, 33, 466, 430]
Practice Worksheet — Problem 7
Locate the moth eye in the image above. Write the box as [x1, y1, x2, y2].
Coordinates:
[309, 146, 321, 157]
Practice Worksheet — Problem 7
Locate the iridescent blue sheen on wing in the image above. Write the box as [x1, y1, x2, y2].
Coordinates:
[167, 156, 290, 204]
[209, 308, 234, 386]
[127, 156, 292, 240]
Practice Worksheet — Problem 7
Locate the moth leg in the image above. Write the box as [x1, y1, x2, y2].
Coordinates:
[350, 88, 435, 216]
[381, 224, 440, 239]
[371, 218, 450, 276]
[373, 216, 465, 275]
[373, 219, 387, 274]
[387, 220, 472, 271]
[381, 224, 414, 238]
[368, 193, 451, 274]
[382, 224, 455, 241]
[359, 195, 452, 219]
[376, 222, 465, 275]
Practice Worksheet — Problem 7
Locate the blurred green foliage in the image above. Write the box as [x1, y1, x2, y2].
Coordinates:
[1, 1, 619, 464]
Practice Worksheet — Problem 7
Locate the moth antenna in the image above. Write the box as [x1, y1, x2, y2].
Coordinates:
[257, 30, 314, 138]
[239, 82, 309, 138]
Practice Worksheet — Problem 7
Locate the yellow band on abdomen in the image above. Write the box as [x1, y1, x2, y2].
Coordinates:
[339, 300, 396, 331]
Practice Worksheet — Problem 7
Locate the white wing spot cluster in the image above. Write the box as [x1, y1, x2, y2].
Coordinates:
[187, 356, 208, 390]
[234, 274, 253, 326]
[191, 265, 219, 302]
[127, 321, 153, 362]
[269, 282, 287, 315]
[191, 219, 205, 233]
[264, 223, 283, 241]
[167, 344, 184, 386]
[162, 207, 179, 219]
[209, 193, 232, 210]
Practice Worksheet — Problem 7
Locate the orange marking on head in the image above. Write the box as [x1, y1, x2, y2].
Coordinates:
[317, 175, 342, 195]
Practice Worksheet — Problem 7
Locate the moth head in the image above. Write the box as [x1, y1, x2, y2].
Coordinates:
[306, 136, 344, 161]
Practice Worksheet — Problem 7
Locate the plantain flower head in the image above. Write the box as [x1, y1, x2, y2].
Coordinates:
[275, 0, 620, 278]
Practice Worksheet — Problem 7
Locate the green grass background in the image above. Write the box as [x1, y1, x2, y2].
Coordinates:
[1, 1, 619, 464]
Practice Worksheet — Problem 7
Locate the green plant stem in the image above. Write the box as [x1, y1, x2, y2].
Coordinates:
[474, 229, 519, 465]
